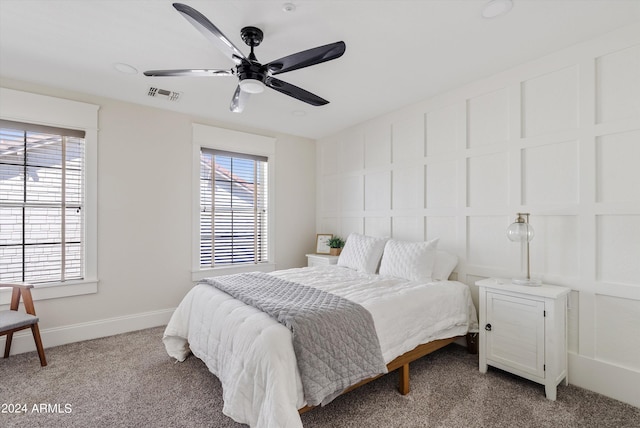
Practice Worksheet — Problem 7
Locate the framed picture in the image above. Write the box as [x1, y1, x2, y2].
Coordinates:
[315, 233, 333, 254]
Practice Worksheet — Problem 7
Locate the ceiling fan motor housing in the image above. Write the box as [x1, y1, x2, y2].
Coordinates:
[237, 61, 266, 82]
[237, 61, 267, 93]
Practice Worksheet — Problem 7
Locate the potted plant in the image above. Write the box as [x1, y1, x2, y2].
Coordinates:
[328, 236, 345, 256]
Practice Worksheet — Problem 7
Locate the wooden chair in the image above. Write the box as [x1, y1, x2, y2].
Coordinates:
[0, 283, 47, 366]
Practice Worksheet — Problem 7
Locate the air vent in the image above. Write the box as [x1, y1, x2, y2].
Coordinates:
[147, 87, 181, 102]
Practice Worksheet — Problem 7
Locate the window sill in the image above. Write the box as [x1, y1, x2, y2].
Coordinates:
[191, 263, 276, 282]
[0, 279, 98, 305]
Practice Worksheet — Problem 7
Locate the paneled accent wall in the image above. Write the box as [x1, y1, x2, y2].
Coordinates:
[316, 25, 640, 406]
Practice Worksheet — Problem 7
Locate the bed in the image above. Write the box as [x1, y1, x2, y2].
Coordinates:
[163, 234, 478, 428]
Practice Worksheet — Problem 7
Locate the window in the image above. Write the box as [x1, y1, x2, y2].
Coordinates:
[0, 88, 97, 302]
[191, 123, 275, 278]
[0, 120, 85, 284]
[200, 149, 268, 267]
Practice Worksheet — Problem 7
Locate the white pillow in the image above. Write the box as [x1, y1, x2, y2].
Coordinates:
[432, 250, 458, 281]
[337, 233, 387, 273]
[379, 238, 439, 281]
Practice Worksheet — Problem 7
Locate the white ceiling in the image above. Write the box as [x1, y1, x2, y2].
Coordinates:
[1, 0, 639, 139]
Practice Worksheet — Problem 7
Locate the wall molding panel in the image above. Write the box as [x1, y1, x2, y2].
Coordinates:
[317, 24, 640, 407]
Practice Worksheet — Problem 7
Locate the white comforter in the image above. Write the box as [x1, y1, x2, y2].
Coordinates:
[163, 265, 478, 428]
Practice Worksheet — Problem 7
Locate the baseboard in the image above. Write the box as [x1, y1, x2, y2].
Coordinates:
[568, 352, 640, 408]
[1, 308, 175, 356]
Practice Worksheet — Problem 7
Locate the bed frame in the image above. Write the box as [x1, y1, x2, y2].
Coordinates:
[299, 332, 477, 414]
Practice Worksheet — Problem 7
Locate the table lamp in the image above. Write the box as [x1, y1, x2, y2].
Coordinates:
[506, 213, 542, 286]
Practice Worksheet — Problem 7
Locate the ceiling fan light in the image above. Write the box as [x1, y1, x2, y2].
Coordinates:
[239, 78, 265, 94]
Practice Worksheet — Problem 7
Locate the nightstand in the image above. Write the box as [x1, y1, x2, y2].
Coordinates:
[305, 254, 339, 267]
[476, 278, 570, 401]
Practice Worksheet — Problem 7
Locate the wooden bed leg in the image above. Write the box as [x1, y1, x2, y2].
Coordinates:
[398, 364, 410, 395]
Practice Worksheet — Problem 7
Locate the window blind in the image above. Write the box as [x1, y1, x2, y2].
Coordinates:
[200, 148, 268, 267]
[0, 120, 85, 283]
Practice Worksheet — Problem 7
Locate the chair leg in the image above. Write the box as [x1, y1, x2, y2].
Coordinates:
[30, 324, 47, 367]
[4, 332, 13, 358]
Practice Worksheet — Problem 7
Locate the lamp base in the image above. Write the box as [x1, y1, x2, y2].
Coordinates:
[512, 277, 542, 286]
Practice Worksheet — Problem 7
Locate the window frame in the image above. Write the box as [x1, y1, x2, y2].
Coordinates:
[0, 88, 99, 304]
[191, 123, 276, 281]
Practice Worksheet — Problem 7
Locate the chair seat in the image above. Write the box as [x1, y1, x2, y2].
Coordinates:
[1, 283, 46, 366]
[0, 310, 39, 331]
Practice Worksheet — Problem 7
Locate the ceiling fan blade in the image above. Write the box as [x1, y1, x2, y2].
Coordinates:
[143, 69, 234, 77]
[173, 3, 246, 64]
[265, 41, 346, 75]
[265, 77, 329, 106]
[230, 85, 250, 113]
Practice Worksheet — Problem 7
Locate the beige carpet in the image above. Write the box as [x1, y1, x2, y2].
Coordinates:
[1, 327, 638, 428]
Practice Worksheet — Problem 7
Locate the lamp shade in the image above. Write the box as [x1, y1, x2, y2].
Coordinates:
[506, 220, 534, 242]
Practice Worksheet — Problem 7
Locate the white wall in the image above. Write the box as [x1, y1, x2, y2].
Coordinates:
[316, 24, 640, 407]
[0, 79, 316, 351]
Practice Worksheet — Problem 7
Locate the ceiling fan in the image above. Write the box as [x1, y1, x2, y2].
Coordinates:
[144, 3, 346, 113]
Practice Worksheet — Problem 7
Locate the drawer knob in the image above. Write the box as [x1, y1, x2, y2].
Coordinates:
[485, 323, 492, 331]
